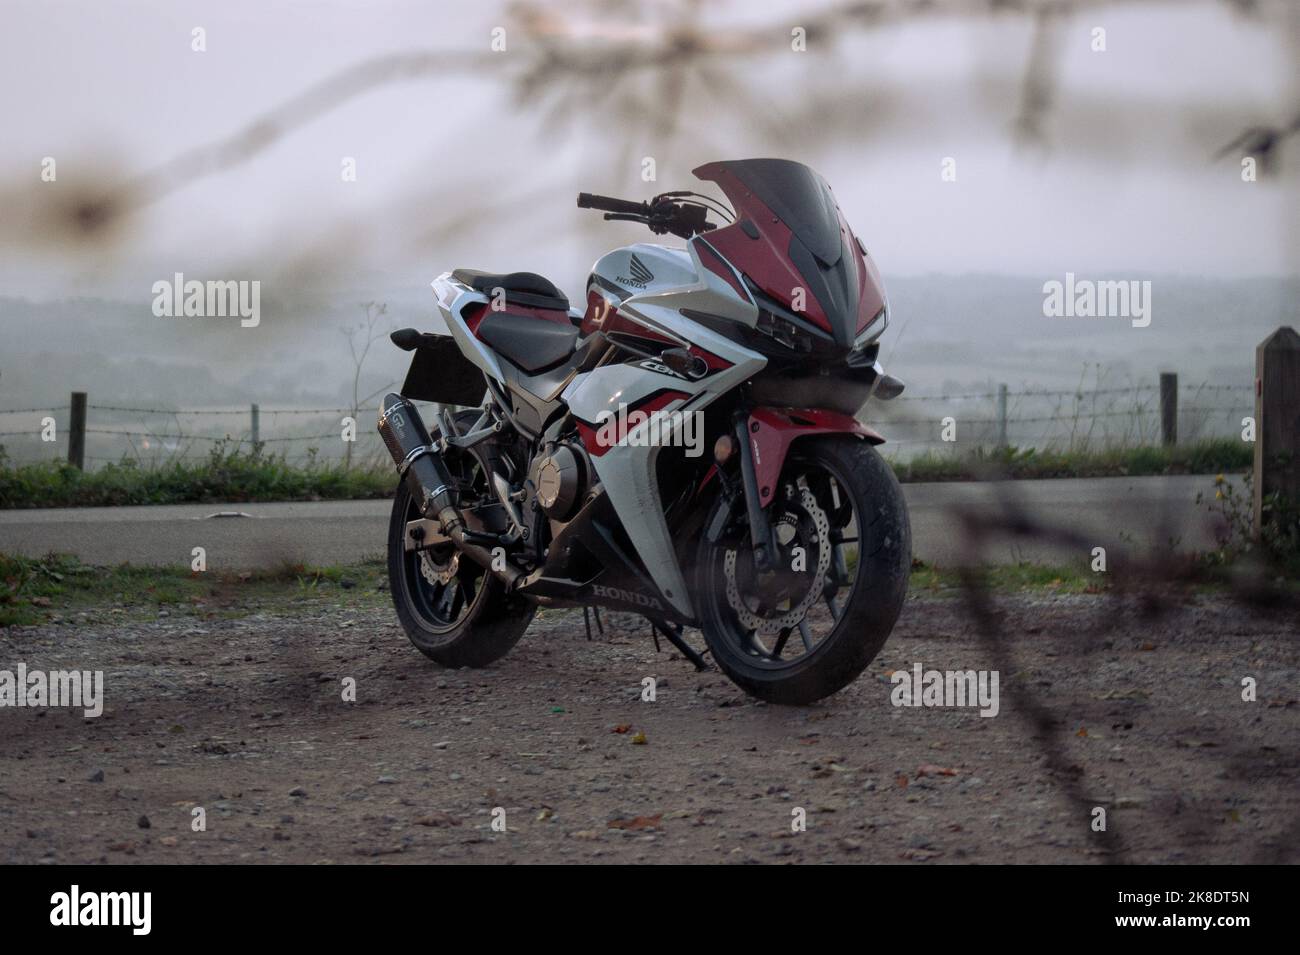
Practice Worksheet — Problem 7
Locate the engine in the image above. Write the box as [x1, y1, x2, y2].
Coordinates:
[526, 440, 589, 522]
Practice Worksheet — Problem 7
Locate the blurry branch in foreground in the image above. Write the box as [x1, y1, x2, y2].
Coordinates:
[1214, 112, 1300, 177]
[7, 0, 1295, 253]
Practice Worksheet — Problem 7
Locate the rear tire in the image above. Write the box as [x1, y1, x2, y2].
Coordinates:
[696, 437, 910, 705]
[387, 433, 535, 669]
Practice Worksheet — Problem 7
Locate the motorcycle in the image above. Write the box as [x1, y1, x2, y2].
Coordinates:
[377, 158, 910, 704]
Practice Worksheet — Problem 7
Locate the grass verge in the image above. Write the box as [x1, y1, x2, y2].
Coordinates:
[908, 558, 1108, 595]
[0, 552, 1157, 629]
[4, 551, 1289, 629]
[0, 553, 389, 627]
[0, 444, 392, 509]
[891, 438, 1251, 483]
[1, 438, 1252, 509]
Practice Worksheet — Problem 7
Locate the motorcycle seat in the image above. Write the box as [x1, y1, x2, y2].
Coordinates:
[476, 311, 579, 373]
[452, 269, 570, 311]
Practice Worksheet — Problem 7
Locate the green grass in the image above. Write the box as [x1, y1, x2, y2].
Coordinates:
[0, 553, 388, 627]
[892, 437, 1251, 483]
[0, 552, 1114, 629]
[4, 550, 1287, 629]
[0, 437, 1252, 509]
[0, 443, 392, 509]
[907, 558, 1108, 595]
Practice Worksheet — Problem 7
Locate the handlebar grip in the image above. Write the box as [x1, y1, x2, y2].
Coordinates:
[577, 192, 647, 215]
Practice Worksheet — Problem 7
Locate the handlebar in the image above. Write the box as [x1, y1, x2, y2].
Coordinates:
[577, 193, 649, 216]
[576, 191, 716, 240]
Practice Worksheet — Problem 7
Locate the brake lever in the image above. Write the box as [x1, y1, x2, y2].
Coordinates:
[606, 211, 673, 236]
[605, 206, 712, 238]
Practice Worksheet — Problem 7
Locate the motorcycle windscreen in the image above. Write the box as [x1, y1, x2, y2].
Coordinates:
[693, 158, 883, 347]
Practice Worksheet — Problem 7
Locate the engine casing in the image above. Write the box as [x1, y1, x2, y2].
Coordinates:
[528, 442, 585, 521]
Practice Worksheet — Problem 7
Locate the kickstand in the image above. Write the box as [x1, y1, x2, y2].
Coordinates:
[583, 606, 593, 642]
[646, 617, 710, 672]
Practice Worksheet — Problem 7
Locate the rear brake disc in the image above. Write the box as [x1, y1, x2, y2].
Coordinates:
[419, 550, 459, 586]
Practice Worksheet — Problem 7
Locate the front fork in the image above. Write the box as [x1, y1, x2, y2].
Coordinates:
[731, 409, 779, 572]
[711, 404, 892, 571]
[701, 408, 777, 571]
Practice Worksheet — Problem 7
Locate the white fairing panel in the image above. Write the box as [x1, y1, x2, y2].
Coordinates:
[564, 242, 765, 618]
[431, 273, 506, 385]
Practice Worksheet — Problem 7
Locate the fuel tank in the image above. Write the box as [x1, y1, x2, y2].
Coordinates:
[581, 243, 698, 331]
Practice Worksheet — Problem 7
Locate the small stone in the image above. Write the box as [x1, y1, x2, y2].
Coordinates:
[414, 812, 460, 828]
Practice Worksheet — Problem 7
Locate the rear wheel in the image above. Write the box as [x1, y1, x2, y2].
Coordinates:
[696, 438, 910, 704]
[387, 416, 535, 668]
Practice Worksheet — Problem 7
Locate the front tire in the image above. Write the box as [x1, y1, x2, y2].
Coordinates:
[696, 437, 910, 705]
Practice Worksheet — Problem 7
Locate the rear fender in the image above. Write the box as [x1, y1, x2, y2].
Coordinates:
[747, 406, 885, 508]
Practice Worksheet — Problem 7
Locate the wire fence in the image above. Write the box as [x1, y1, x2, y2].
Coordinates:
[0, 379, 1256, 469]
[871, 381, 1253, 453]
[0, 401, 401, 468]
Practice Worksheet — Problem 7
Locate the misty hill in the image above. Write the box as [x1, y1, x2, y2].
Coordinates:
[0, 274, 1291, 462]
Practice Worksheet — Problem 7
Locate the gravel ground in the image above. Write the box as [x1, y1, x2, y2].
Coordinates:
[1, 589, 1297, 864]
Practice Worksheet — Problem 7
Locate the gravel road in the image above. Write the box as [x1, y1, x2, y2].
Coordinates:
[1, 587, 1296, 864]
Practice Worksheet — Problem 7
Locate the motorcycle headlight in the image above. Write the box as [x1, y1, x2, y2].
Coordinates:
[756, 309, 814, 353]
[853, 305, 888, 351]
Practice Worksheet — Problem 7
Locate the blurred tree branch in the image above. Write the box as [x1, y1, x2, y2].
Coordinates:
[10, 0, 1295, 250]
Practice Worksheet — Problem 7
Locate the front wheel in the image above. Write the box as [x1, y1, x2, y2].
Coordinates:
[696, 438, 910, 705]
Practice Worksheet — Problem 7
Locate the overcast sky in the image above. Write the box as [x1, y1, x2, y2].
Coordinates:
[0, 0, 1295, 303]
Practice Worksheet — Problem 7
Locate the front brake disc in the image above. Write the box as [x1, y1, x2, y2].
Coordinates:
[723, 486, 831, 637]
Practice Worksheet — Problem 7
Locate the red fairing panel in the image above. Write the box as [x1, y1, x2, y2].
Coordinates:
[694, 165, 827, 331]
[694, 161, 886, 339]
[580, 288, 614, 336]
[576, 389, 690, 458]
[748, 407, 885, 507]
[694, 236, 749, 300]
[850, 235, 887, 336]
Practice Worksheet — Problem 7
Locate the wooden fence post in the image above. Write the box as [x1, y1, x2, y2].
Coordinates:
[996, 383, 1008, 448]
[68, 392, 86, 469]
[250, 403, 260, 445]
[1159, 372, 1178, 446]
[1253, 327, 1300, 538]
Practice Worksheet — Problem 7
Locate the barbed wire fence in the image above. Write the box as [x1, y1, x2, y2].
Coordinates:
[0, 378, 1255, 470]
[0, 401, 401, 468]
[874, 380, 1255, 454]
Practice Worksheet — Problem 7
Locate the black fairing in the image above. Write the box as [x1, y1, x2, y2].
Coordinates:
[705, 158, 864, 348]
[726, 159, 843, 265]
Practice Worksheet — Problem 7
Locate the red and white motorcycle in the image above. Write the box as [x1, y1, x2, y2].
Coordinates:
[378, 158, 909, 704]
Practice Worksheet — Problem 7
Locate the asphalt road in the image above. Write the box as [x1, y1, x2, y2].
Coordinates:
[0, 475, 1233, 569]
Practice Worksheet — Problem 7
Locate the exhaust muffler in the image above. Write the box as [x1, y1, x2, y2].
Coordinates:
[378, 393, 521, 588]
